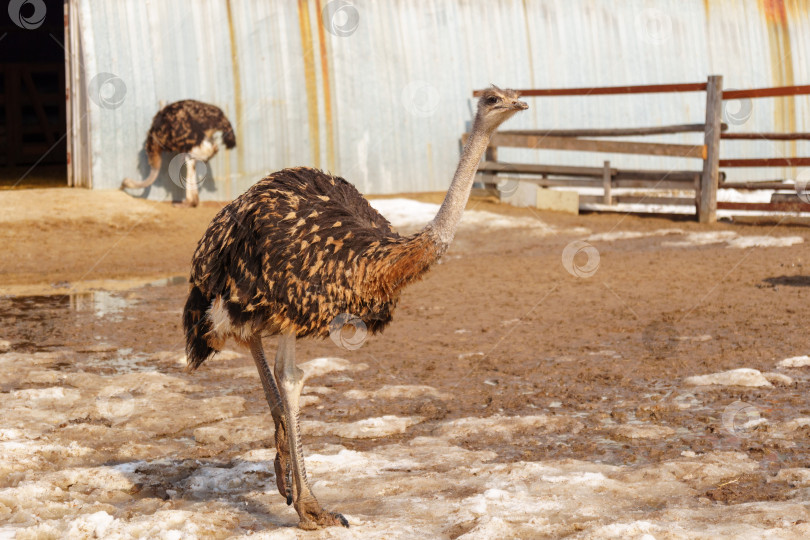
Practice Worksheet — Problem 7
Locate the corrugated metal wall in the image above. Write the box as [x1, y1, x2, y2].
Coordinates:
[73, 0, 810, 200]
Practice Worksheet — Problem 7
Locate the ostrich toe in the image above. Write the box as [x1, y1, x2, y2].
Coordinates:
[272, 417, 293, 504]
[273, 452, 293, 505]
[295, 496, 349, 530]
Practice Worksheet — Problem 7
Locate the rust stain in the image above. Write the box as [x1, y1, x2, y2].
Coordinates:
[298, 0, 321, 169]
[759, 0, 797, 172]
[225, 0, 245, 174]
[761, 0, 789, 22]
[315, 0, 336, 172]
[224, 142, 233, 200]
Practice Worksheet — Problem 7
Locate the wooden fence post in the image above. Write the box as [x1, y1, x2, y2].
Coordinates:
[699, 75, 723, 223]
[602, 160, 612, 204]
[482, 144, 498, 191]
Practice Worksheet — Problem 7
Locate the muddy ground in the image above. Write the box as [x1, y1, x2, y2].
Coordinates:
[2, 189, 810, 538]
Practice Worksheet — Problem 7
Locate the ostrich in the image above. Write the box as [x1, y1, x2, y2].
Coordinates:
[121, 100, 236, 207]
[182, 86, 527, 529]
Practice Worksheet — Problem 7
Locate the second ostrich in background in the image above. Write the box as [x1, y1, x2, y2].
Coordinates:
[182, 87, 528, 529]
[121, 100, 236, 207]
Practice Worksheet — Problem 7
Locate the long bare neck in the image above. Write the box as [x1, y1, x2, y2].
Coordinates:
[358, 116, 496, 300]
[427, 120, 492, 246]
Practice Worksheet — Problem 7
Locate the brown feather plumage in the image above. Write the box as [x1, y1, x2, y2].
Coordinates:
[145, 99, 236, 168]
[184, 167, 443, 368]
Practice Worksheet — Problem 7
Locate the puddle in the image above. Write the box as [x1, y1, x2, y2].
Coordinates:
[71, 291, 132, 319]
[0, 274, 188, 297]
[0, 276, 190, 355]
[0, 291, 134, 323]
[0, 274, 189, 326]
[143, 275, 188, 288]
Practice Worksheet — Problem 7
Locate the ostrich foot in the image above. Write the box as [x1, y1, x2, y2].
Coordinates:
[272, 417, 293, 505]
[294, 495, 349, 530]
[172, 199, 198, 208]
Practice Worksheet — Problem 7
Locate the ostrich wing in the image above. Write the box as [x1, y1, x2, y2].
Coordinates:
[190, 167, 437, 338]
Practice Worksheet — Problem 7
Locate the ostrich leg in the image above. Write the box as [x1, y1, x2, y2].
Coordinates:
[248, 337, 293, 505]
[184, 156, 200, 207]
[274, 331, 349, 529]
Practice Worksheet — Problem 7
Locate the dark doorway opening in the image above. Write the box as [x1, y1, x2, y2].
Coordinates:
[0, 0, 67, 189]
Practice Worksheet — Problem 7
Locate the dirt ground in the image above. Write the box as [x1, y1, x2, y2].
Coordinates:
[2, 189, 810, 538]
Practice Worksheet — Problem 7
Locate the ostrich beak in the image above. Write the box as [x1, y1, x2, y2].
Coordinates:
[512, 100, 529, 110]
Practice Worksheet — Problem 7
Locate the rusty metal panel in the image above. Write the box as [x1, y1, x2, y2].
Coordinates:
[73, 0, 810, 200]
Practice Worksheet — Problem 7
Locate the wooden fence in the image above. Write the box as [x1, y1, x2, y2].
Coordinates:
[470, 76, 810, 223]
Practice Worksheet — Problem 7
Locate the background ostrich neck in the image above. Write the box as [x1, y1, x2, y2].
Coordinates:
[428, 119, 493, 246]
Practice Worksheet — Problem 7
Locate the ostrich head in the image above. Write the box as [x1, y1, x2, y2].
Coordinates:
[474, 86, 528, 133]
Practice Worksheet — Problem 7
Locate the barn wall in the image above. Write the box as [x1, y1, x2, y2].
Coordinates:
[75, 0, 810, 200]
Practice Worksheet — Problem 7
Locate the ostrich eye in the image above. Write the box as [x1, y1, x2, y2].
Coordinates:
[485, 96, 499, 105]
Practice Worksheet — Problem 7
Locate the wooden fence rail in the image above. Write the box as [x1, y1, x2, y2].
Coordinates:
[473, 82, 708, 97]
[501, 123, 725, 138]
[472, 75, 810, 222]
[721, 132, 810, 140]
[486, 133, 706, 159]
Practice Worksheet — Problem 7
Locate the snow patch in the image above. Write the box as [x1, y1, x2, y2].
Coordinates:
[10, 387, 82, 403]
[726, 235, 804, 249]
[613, 424, 675, 440]
[587, 229, 685, 242]
[369, 198, 555, 233]
[662, 231, 739, 247]
[763, 372, 794, 386]
[778, 355, 810, 368]
[303, 415, 423, 439]
[300, 357, 368, 382]
[344, 385, 452, 401]
[684, 368, 773, 387]
[587, 228, 803, 250]
[777, 417, 810, 433]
